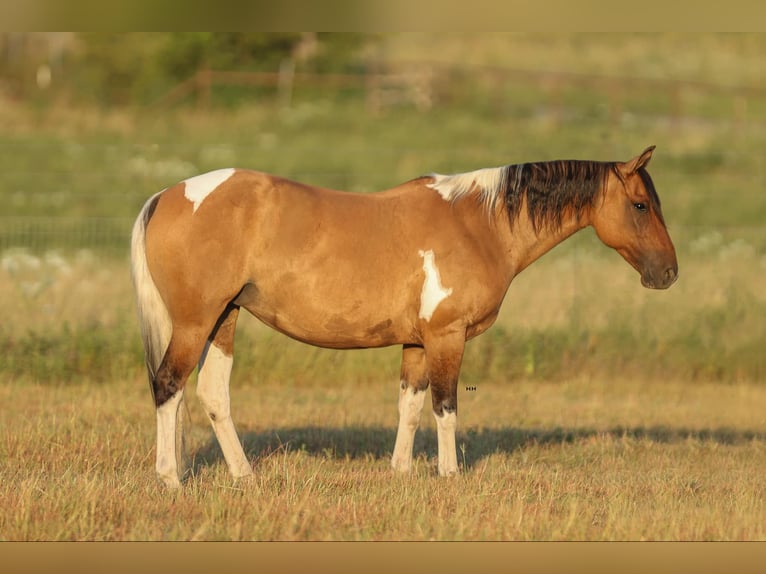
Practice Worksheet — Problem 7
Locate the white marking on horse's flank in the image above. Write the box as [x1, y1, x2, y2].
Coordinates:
[418, 249, 453, 321]
[427, 166, 506, 202]
[183, 168, 236, 213]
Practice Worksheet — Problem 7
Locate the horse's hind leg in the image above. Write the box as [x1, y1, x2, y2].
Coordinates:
[391, 344, 428, 472]
[154, 383, 187, 489]
[196, 304, 253, 480]
[153, 324, 213, 488]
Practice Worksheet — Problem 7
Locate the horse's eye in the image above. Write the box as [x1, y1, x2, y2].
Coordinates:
[633, 202, 648, 212]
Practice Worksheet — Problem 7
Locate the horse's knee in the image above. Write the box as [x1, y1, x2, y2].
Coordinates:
[429, 384, 457, 417]
[398, 383, 427, 428]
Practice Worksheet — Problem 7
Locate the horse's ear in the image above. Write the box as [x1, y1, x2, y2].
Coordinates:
[618, 145, 656, 177]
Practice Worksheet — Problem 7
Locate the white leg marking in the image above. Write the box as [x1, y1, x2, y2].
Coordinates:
[197, 342, 253, 479]
[434, 411, 458, 477]
[418, 250, 453, 321]
[391, 384, 427, 472]
[156, 389, 186, 488]
[183, 168, 236, 213]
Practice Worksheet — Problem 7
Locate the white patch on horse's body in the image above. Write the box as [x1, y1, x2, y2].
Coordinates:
[183, 168, 236, 213]
[418, 249, 453, 321]
[427, 165, 507, 206]
[434, 410, 458, 476]
[197, 341, 253, 478]
[391, 384, 428, 472]
[155, 389, 185, 488]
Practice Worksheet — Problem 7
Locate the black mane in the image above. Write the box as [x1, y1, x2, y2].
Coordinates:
[428, 158, 662, 232]
[500, 160, 614, 232]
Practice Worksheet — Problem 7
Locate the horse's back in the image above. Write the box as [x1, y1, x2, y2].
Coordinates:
[142, 169, 430, 346]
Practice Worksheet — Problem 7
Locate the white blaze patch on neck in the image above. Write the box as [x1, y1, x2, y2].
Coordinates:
[427, 166, 506, 202]
[418, 249, 453, 321]
[183, 168, 236, 213]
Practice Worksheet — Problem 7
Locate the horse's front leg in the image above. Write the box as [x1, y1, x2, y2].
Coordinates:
[391, 344, 428, 473]
[425, 331, 466, 477]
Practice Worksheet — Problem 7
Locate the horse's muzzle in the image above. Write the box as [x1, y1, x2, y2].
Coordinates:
[641, 263, 678, 290]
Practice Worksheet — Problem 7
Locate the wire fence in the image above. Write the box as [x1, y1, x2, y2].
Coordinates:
[153, 64, 766, 130]
[0, 217, 133, 258]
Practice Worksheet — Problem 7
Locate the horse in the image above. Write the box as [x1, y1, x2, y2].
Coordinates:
[130, 145, 677, 488]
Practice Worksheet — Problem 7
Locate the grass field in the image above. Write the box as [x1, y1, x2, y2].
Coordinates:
[1, 33, 765, 540]
[2, 376, 765, 540]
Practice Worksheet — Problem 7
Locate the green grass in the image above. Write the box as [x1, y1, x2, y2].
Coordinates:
[2, 247, 765, 386]
[1, 99, 764, 258]
[2, 36, 765, 230]
[382, 33, 766, 87]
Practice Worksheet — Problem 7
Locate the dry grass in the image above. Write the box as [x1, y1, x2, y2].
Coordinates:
[1, 376, 765, 541]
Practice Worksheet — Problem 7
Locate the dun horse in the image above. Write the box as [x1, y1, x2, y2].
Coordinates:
[131, 145, 677, 488]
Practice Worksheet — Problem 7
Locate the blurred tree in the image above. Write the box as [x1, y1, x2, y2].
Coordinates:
[159, 33, 372, 76]
[313, 33, 373, 72]
[159, 33, 305, 80]
[74, 33, 167, 106]
[0, 33, 75, 100]
[69, 33, 373, 106]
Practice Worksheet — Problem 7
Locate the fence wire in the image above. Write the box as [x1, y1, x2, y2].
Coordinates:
[0, 217, 133, 258]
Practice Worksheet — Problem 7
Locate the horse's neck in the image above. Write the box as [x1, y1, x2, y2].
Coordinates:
[501, 208, 591, 277]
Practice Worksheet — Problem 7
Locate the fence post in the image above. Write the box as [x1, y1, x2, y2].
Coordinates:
[196, 68, 212, 110]
[608, 81, 622, 127]
[671, 85, 682, 129]
[278, 59, 295, 109]
[734, 94, 747, 137]
[365, 62, 381, 115]
[547, 75, 563, 128]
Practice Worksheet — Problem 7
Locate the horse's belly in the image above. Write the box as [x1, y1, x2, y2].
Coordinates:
[235, 282, 412, 349]
[252, 310, 406, 349]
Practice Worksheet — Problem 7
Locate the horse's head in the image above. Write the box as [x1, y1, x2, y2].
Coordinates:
[591, 146, 678, 289]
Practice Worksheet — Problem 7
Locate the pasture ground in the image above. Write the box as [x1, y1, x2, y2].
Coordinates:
[1, 374, 765, 540]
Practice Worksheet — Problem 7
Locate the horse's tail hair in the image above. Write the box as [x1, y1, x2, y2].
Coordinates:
[130, 192, 171, 391]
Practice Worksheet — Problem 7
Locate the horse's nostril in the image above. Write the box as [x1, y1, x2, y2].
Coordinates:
[665, 266, 678, 283]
